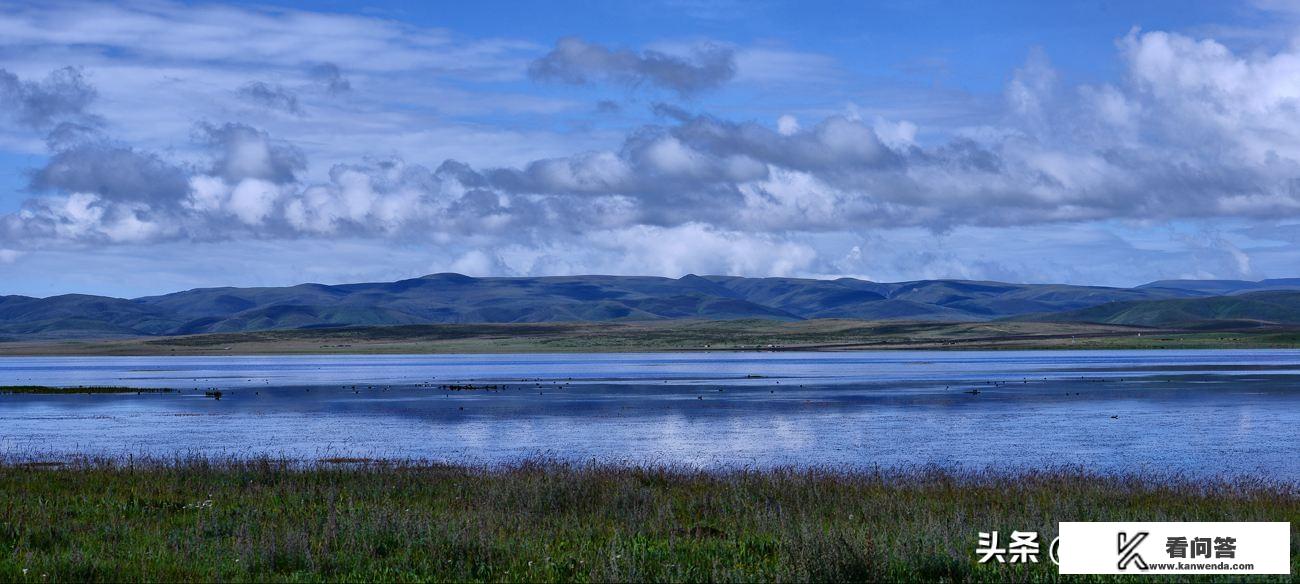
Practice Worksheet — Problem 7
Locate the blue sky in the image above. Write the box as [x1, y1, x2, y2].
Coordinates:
[2, 0, 1300, 297]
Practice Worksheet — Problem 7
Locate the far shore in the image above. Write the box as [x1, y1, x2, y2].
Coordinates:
[1, 319, 1298, 356]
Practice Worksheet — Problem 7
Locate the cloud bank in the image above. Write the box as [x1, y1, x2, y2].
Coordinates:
[10, 29, 1300, 247]
[0, 1, 1298, 290]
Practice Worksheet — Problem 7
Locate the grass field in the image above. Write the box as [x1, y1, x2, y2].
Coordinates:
[3, 319, 1298, 355]
[0, 458, 1295, 582]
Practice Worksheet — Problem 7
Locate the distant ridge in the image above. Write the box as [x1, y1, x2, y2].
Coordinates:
[1137, 278, 1300, 295]
[3, 274, 1300, 339]
[1031, 290, 1300, 329]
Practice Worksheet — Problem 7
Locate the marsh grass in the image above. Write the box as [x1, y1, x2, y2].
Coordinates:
[0, 458, 1296, 582]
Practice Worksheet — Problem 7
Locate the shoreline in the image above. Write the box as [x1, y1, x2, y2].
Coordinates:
[2, 341, 1298, 356]
[2, 319, 1298, 356]
[4, 451, 1297, 484]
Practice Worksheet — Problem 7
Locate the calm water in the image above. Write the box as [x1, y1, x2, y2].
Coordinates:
[2, 350, 1299, 478]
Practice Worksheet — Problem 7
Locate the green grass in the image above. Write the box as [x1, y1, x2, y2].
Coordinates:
[0, 386, 172, 394]
[1, 459, 1296, 582]
[9, 319, 1294, 356]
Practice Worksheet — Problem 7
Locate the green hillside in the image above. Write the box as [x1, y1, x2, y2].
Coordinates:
[1032, 291, 1300, 328]
[5, 273, 1298, 339]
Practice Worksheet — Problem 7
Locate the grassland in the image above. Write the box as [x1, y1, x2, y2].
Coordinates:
[0, 458, 1295, 582]
[2, 319, 1298, 356]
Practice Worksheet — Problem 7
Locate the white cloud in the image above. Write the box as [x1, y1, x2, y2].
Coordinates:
[776, 114, 799, 136]
[1118, 28, 1300, 164]
[492, 223, 818, 278]
[227, 179, 281, 225]
[642, 136, 709, 176]
[16, 25, 1300, 247]
[449, 250, 501, 276]
[6, 3, 1300, 289]
[871, 118, 917, 149]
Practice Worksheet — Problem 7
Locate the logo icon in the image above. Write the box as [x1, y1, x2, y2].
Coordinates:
[1117, 531, 1149, 571]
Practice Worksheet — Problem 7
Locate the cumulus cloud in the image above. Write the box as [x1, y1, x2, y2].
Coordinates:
[2, 191, 176, 245]
[449, 249, 505, 276]
[369, 29, 1300, 230]
[236, 81, 301, 115]
[0, 66, 100, 130]
[30, 140, 190, 206]
[195, 122, 305, 185]
[528, 37, 736, 95]
[492, 224, 818, 277]
[1117, 28, 1300, 163]
[8, 27, 1300, 287]
[776, 114, 799, 136]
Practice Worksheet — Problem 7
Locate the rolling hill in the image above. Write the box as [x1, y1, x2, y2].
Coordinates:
[1137, 278, 1300, 296]
[2, 273, 1297, 339]
[1031, 290, 1300, 329]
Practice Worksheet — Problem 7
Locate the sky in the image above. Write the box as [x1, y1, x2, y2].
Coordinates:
[4, 1, 1300, 297]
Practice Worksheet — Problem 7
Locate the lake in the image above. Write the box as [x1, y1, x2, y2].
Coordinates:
[2, 350, 1299, 478]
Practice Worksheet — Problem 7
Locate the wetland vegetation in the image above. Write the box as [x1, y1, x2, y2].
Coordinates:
[2, 458, 1297, 582]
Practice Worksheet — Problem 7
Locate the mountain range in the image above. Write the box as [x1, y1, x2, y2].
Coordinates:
[5, 274, 1300, 339]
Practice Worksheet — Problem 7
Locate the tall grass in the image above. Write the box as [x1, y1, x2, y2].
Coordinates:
[1, 458, 1296, 582]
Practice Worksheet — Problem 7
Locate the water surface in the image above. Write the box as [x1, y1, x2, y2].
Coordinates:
[2, 350, 1298, 478]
